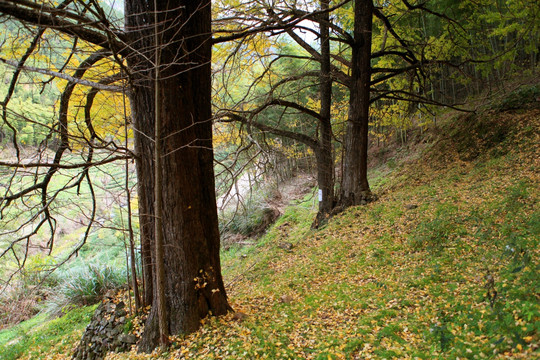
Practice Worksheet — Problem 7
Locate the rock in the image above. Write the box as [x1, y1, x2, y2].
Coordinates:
[72, 297, 138, 360]
[118, 334, 138, 344]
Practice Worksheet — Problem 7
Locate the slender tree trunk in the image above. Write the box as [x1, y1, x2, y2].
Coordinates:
[125, 0, 231, 352]
[132, 85, 154, 308]
[130, 89, 154, 307]
[314, 0, 334, 227]
[124, 98, 141, 312]
[340, 0, 374, 208]
[152, 0, 169, 346]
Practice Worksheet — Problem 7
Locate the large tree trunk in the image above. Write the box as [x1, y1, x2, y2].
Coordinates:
[340, 0, 374, 207]
[313, 0, 335, 227]
[125, 0, 231, 352]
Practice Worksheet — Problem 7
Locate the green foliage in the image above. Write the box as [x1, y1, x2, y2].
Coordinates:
[0, 63, 57, 147]
[408, 203, 465, 251]
[493, 85, 540, 112]
[20, 254, 58, 288]
[46, 263, 126, 315]
[219, 189, 275, 238]
[123, 318, 134, 334]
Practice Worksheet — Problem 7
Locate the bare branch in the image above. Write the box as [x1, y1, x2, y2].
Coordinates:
[0, 57, 124, 92]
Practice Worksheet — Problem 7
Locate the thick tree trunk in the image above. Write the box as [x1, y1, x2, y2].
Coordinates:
[340, 0, 375, 207]
[125, 0, 231, 352]
[313, 0, 334, 227]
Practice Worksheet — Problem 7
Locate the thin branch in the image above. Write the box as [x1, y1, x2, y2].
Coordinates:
[0, 57, 124, 92]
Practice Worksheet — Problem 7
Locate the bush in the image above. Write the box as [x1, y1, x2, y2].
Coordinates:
[45, 263, 126, 315]
[494, 85, 539, 111]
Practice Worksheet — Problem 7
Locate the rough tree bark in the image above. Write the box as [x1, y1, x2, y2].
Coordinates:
[124, 0, 232, 352]
[313, 0, 335, 227]
[340, 0, 375, 207]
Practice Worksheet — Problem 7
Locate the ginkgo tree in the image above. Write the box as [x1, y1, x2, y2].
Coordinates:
[217, 0, 538, 216]
[0, 0, 536, 353]
[0, 0, 236, 351]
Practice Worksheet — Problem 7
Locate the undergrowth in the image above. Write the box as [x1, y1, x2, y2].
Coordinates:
[45, 264, 127, 315]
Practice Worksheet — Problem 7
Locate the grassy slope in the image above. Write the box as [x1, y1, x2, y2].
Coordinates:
[0, 305, 96, 360]
[2, 106, 538, 359]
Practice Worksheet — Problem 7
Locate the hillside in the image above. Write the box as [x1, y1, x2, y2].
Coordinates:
[1, 90, 538, 359]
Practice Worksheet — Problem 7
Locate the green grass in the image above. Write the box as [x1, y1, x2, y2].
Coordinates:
[0, 305, 96, 360]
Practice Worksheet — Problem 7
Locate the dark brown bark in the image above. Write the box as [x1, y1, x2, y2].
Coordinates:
[314, 0, 334, 227]
[125, 0, 231, 352]
[340, 0, 374, 207]
[124, 0, 155, 310]
[152, 2, 168, 346]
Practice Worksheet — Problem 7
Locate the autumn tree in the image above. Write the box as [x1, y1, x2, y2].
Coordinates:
[215, 2, 339, 226]
[223, 0, 533, 211]
[0, 0, 231, 351]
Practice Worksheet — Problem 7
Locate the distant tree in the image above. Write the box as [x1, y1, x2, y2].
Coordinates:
[227, 0, 527, 210]
[216, 0, 338, 226]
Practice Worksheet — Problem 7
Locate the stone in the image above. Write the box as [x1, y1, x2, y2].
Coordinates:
[118, 334, 138, 344]
[72, 297, 138, 360]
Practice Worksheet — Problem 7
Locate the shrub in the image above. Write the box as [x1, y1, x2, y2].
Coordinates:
[494, 85, 539, 111]
[45, 263, 126, 315]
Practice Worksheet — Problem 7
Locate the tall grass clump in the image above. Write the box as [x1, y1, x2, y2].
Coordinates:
[0, 285, 41, 331]
[46, 263, 126, 315]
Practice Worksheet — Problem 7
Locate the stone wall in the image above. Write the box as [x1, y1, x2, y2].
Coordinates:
[72, 296, 137, 360]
